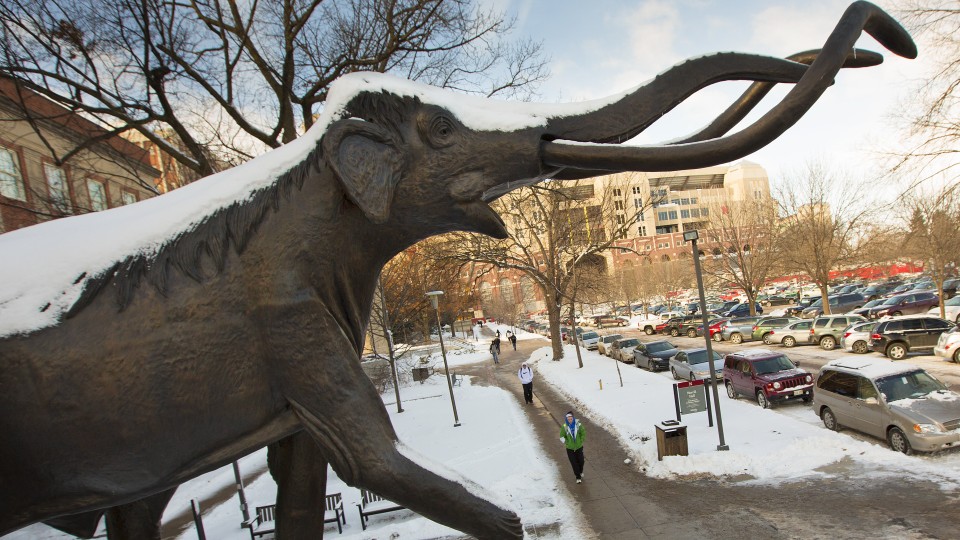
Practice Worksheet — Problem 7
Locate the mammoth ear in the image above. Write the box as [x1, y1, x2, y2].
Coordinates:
[322, 119, 405, 224]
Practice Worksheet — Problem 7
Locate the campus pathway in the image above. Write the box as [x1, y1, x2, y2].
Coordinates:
[460, 331, 960, 539]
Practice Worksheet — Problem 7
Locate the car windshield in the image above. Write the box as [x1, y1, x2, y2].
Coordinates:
[752, 355, 796, 374]
[880, 296, 901, 305]
[862, 299, 883, 309]
[946, 296, 960, 307]
[582, 332, 598, 340]
[687, 350, 722, 364]
[875, 370, 946, 402]
[603, 335, 622, 342]
[647, 342, 675, 353]
[808, 298, 823, 307]
[619, 339, 639, 347]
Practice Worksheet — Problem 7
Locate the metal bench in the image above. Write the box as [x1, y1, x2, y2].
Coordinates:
[355, 489, 405, 530]
[452, 372, 463, 387]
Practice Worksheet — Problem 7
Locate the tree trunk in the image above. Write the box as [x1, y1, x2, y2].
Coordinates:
[819, 285, 831, 315]
[546, 295, 564, 360]
[570, 297, 584, 368]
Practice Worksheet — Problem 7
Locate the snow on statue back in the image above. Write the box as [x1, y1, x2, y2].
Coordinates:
[0, 3, 916, 539]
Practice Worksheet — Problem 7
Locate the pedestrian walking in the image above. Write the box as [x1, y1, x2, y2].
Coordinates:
[560, 411, 586, 483]
[496, 329, 501, 338]
[517, 362, 534, 404]
[508, 331, 517, 351]
[489, 339, 500, 365]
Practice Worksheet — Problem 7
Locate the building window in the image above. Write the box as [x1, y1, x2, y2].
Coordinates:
[613, 188, 622, 197]
[616, 213, 625, 225]
[636, 212, 644, 222]
[614, 200, 624, 210]
[754, 190, 762, 198]
[637, 225, 647, 236]
[44, 163, 70, 212]
[668, 211, 678, 220]
[121, 191, 137, 205]
[634, 197, 642, 208]
[691, 208, 700, 218]
[681, 209, 690, 219]
[671, 198, 680, 205]
[644, 244, 652, 251]
[87, 179, 108, 211]
[680, 198, 689, 205]
[690, 197, 698, 204]
[632, 186, 642, 194]
[658, 211, 668, 220]
[701, 207, 709, 216]
[532, 210, 541, 221]
[0, 146, 25, 201]
[658, 188, 668, 197]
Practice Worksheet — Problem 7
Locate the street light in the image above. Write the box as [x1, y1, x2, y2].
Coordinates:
[682, 230, 729, 451]
[426, 290, 461, 427]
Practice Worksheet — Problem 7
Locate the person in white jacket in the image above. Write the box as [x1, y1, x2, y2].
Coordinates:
[517, 362, 534, 404]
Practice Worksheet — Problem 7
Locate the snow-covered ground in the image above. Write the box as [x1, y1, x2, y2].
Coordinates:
[9, 323, 959, 540]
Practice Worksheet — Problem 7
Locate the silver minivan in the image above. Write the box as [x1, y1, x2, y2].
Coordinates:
[813, 358, 960, 454]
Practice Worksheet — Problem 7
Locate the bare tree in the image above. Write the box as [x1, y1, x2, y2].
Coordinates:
[429, 173, 657, 360]
[700, 198, 783, 315]
[900, 185, 960, 317]
[889, 1, 960, 189]
[777, 162, 875, 314]
[0, 0, 547, 176]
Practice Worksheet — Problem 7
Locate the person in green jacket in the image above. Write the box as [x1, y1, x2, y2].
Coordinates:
[560, 411, 586, 483]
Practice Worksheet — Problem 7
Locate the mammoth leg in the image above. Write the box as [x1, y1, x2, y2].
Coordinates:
[268, 431, 328, 540]
[104, 488, 177, 540]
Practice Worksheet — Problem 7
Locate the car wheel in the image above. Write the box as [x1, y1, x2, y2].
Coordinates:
[821, 407, 840, 431]
[802, 394, 812, 403]
[725, 382, 737, 399]
[762, 332, 773, 345]
[887, 427, 912, 455]
[713, 333, 722, 342]
[955, 313, 960, 325]
[619, 321, 626, 327]
[954, 349, 960, 364]
[782, 336, 796, 348]
[756, 390, 770, 409]
[671, 367, 679, 380]
[852, 340, 868, 354]
[669, 328, 679, 337]
[687, 328, 697, 338]
[730, 332, 743, 344]
[820, 335, 836, 351]
[644, 326, 654, 335]
[886, 342, 908, 360]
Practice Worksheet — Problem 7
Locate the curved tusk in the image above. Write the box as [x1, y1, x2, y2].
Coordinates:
[543, 1, 917, 173]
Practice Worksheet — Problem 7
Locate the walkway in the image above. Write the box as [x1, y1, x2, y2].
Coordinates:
[460, 332, 960, 539]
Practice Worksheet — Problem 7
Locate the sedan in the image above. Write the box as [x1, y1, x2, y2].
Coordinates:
[926, 295, 960, 325]
[633, 340, 679, 371]
[769, 319, 814, 348]
[609, 337, 641, 363]
[670, 348, 724, 381]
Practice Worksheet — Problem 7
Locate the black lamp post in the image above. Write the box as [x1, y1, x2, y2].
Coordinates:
[682, 230, 729, 451]
[426, 290, 461, 427]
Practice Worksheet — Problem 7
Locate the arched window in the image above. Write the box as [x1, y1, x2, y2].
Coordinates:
[661, 254, 671, 262]
[499, 278, 515, 304]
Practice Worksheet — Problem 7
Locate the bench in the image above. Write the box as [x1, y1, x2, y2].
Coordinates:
[243, 493, 346, 538]
[355, 489, 405, 530]
[452, 372, 463, 387]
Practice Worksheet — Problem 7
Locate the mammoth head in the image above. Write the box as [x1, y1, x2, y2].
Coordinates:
[319, 1, 915, 240]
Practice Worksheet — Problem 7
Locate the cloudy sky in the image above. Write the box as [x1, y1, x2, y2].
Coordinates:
[495, 0, 933, 186]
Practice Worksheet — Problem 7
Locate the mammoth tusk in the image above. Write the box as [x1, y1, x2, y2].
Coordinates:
[543, 1, 917, 174]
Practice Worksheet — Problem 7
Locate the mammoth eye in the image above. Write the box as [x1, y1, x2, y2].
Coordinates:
[421, 112, 457, 148]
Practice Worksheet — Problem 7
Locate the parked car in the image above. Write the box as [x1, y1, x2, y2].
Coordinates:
[636, 317, 659, 335]
[596, 333, 624, 356]
[867, 292, 939, 319]
[695, 317, 728, 341]
[848, 298, 886, 318]
[723, 302, 763, 318]
[758, 294, 793, 306]
[593, 314, 629, 328]
[751, 316, 799, 344]
[934, 325, 960, 364]
[813, 358, 960, 454]
[800, 293, 865, 319]
[768, 319, 814, 348]
[578, 330, 601, 350]
[861, 282, 897, 301]
[722, 349, 813, 408]
[840, 320, 876, 354]
[809, 315, 867, 350]
[670, 348, 724, 381]
[609, 337, 641, 363]
[927, 295, 960, 324]
[941, 277, 959, 300]
[660, 315, 699, 337]
[869, 316, 955, 360]
[633, 340, 679, 371]
[719, 316, 762, 344]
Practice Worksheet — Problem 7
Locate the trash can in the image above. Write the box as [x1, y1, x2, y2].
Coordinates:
[412, 367, 430, 383]
[655, 421, 688, 461]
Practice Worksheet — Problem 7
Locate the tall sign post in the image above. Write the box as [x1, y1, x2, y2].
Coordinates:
[426, 290, 461, 427]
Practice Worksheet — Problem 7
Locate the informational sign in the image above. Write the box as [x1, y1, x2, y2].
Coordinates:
[676, 380, 707, 415]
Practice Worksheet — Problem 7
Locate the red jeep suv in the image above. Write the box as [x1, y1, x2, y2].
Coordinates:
[722, 349, 813, 409]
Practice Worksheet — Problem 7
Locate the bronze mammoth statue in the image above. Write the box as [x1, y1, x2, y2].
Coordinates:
[0, 2, 914, 538]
